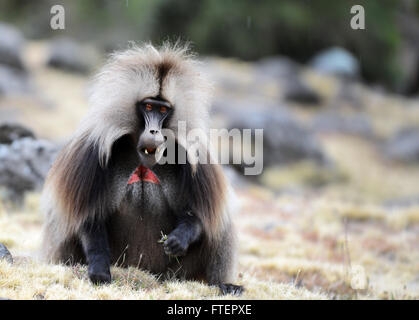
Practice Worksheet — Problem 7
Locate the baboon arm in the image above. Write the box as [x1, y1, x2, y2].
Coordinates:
[176, 215, 203, 244]
[163, 215, 202, 257]
[80, 221, 111, 284]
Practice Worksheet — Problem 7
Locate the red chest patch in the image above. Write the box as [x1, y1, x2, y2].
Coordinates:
[128, 165, 160, 185]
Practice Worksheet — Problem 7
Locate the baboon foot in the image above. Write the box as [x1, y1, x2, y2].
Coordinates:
[88, 266, 111, 285]
[219, 283, 244, 296]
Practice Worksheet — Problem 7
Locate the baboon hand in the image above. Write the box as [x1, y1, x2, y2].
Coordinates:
[219, 283, 244, 296]
[163, 231, 189, 257]
[88, 265, 111, 285]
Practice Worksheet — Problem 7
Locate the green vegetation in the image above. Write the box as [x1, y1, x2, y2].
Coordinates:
[0, 0, 418, 91]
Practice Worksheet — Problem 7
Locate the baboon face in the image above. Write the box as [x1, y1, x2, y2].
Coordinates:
[136, 97, 173, 168]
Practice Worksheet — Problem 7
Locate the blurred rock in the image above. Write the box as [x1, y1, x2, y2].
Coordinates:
[332, 78, 364, 109]
[310, 47, 360, 78]
[383, 127, 419, 163]
[213, 97, 327, 171]
[0, 23, 26, 70]
[0, 137, 58, 201]
[283, 78, 322, 105]
[0, 243, 13, 264]
[47, 38, 94, 73]
[255, 56, 298, 80]
[383, 196, 419, 209]
[311, 112, 372, 137]
[0, 65, 31, 95]
[255, 57, 321, 105]
[260, 110, 326, 166]
[396, 11, 419, 95]
[0, 123, 35, 144]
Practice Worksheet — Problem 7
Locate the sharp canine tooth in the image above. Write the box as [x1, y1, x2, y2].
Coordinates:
[145, 149, 149, 155]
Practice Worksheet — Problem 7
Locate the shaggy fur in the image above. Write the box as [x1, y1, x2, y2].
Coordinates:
[40, 43, 239, 291]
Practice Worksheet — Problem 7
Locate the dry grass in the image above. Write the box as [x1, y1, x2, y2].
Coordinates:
[0, 193, 330, 300]
[1, 176, 418, 300]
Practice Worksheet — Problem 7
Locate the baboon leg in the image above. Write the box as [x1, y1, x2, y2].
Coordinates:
[205, 231, 244, 296]
[0, 243, 13, 264]
[163, 215, 202, 257]
[80, 221, 111, 284]
[218, 283, 244, 295]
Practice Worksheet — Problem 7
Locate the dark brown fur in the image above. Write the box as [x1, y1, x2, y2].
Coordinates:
[41, 44, 242, 295]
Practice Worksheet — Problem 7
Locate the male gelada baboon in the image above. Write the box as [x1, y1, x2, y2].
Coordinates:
[41, 43, 243, 295]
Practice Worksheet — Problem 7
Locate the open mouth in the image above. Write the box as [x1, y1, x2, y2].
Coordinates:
[141, 147, 157, 155]
[140, 145, 165, 156]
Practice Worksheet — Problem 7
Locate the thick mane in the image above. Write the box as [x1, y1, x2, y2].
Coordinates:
[42, 42, 224, 245]
[180, 160, 229, 242]
[40, 44, 240, 291]
[81, 42, 212, 167]
[44, 134, 112, 235]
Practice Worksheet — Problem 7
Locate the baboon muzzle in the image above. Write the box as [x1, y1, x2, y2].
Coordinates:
[137, 107, 167, 166]
[139, 120, 165, 155]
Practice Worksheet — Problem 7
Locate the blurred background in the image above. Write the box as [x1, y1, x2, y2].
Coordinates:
[0, 0, 418, 299]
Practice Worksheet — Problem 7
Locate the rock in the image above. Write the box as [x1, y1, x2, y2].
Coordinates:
[310, 47, 360, 78]
[255, 56, 322, 105]
[0, 65, 31, 95]
[383, 196, 419, 209]
[260, 109, 326, 166]
[0, 243, 13, 264]
[255, 56, 299, 80]
[396, 11, 419, 94]
[0, 23, 25, 70]
[283, 78, 322, 105]
[0, 137, 58, 201]
[47, 38, 93, 73]
[332, 78, 364, 109]
[311, 112, 372, 137]
[383, 127, 419, 163]
[0, 123, 35, 144]
[212, 97, 327, 174]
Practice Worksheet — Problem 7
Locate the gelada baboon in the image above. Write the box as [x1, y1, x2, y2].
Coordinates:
[40, 43, 243, 295]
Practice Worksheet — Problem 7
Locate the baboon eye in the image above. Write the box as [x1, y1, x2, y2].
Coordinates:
[160, 106, 167, 113]
[146, 104, 152, 111]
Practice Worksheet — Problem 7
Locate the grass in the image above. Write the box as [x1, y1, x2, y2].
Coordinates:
[0, 175, 418, 300]
[0, 192, 330, 300]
